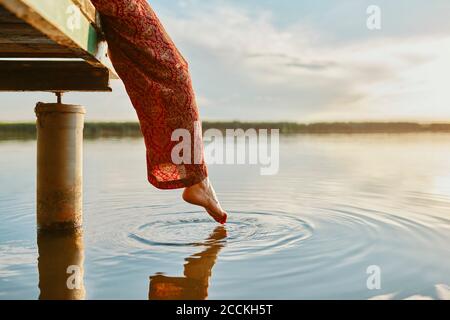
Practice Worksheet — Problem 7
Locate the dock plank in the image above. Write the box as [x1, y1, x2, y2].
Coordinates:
[0, 60, 111, 92]
[0, 0, 117, 81]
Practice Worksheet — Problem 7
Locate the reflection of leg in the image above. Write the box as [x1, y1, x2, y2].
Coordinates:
[149, 226, 227, 300]
[37, 229, 85, 300]
[184, 226, 227, 280]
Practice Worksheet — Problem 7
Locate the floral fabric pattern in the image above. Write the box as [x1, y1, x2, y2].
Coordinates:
[91, 0, 208, 189]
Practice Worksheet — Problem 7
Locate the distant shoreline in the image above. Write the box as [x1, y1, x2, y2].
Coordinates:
[1, 121, 450, 140]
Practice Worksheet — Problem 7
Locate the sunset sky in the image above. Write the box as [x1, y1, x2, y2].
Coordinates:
[1, 0, 450, 122]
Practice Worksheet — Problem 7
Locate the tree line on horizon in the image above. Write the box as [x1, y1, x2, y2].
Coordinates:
[1, 121, 450, 140]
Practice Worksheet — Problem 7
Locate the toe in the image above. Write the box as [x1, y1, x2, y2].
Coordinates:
[218, 213, 227, 225]
[206, 208, 228, 224]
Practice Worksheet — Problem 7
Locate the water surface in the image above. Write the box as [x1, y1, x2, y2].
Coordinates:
[0, 134, 449, 299]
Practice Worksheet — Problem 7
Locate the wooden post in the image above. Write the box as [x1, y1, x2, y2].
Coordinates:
[35, 100, 85, 231]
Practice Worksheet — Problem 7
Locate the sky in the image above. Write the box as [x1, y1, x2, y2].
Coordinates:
[1, 0, 450, 122]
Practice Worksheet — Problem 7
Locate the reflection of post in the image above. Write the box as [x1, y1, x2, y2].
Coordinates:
[37, 229, 85, 300]
[149, 226, 227, 300]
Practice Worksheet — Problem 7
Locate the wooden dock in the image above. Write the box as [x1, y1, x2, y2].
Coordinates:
[0, 0, 118, 231]
[0, 0, 116, 91]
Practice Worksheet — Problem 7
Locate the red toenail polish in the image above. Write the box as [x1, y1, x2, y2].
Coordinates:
[221, 214, 228, 224]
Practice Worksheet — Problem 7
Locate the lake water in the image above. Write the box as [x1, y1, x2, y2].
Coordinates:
[0, 134, 449, 300]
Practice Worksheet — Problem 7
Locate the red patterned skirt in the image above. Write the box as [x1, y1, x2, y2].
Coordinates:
[91, 0, 208, 189]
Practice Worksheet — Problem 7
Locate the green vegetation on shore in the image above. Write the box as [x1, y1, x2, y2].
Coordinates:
[1, 121, 450, 140]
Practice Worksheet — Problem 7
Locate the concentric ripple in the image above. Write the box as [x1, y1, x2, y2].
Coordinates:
[128, 210, 314, 258]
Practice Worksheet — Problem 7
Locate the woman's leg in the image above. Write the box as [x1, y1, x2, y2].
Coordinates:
[91, 0, 227, 223]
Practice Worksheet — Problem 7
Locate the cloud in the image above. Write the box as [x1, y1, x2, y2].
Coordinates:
[157, 2, 450, 122]
[1, 1, 450, 122]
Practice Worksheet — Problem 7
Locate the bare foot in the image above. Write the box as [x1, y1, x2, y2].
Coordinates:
[183, 178, 228, 224]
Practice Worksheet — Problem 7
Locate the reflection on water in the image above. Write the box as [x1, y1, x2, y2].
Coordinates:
[149, 226, 226, 300]
[37, 229, 85, 300]
[1, 134, 450, 299]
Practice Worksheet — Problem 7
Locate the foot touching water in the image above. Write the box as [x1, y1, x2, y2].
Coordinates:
[183, 178, 228, 224]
